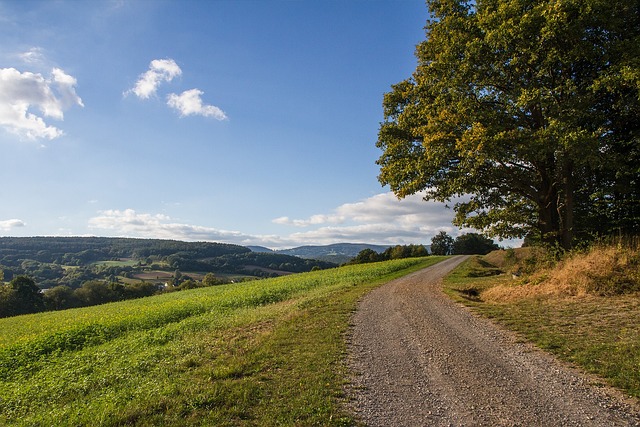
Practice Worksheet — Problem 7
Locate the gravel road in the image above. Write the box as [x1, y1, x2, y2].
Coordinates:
[346, 256, 640, 426]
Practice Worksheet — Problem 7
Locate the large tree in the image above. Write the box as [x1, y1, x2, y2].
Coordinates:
[377, 0, 639, 249]
[0, 276, 45, 317]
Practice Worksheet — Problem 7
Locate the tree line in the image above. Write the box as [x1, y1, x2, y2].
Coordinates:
[348, 234, 499, 265]
[0, 270, 255, 318]
[348, 244, 429, 264]
[0, 275, 159, 317]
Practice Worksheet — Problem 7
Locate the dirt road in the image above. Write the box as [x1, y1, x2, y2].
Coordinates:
[346, 256, 640, 426]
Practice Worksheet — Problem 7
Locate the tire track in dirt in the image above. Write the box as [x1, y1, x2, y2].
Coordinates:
[346, 256, 640, 426]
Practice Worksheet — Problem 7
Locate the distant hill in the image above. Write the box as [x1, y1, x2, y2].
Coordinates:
[246, 246, 274, 253]
[0, 237, 335, 289]
[270, 243, 391, 264]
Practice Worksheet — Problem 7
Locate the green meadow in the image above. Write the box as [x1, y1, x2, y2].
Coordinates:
[0, 257, 444, 426]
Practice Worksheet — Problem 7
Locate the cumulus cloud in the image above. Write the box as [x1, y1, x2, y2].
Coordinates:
[272, 192, 465, 246]
[127, 59, 228, 120]
[0, 67, 83, 140]
[167, 89, 228, 120]
[0, 219, 26, 231]
[88, 209, 263, 245]
[274, 192, 456, 229]
[127, 58, 182, 99]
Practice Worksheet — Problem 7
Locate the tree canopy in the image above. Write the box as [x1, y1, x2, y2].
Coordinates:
[452, 233, 499, 255]
[430, 231, 454, 255]
[377, 0, 639, 249]
[0, 276, 45, 317]
[349, 244, 429, 264]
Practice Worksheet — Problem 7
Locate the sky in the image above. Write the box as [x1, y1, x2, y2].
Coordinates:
[0, 0, 507, 250]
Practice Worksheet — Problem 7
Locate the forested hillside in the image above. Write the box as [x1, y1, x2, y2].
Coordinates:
[0, 237, 336, 317]
[0, 237, 334, 286]
[0, 237, 247, 267]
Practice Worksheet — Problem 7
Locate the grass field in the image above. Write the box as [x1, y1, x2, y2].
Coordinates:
[131, 270, 176, 281]
[0, 256, 445, 426]
[444, 249, 640, 399]
[93, 259, 140, 267]
[128, 270, 249, 284]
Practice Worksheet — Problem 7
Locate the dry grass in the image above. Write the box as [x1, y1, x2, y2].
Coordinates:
[483, 246, 539, 270]
[483, 244, 640, 302]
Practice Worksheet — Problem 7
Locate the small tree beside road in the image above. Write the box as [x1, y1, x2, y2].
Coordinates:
[431, 231, 454, 255]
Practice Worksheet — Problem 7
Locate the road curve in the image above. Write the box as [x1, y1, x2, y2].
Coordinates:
[346, 256, 640, 426]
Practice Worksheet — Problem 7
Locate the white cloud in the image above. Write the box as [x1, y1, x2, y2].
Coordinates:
[273, 192, 463, 247]
[127, 58, 182, 99]
[0, 219, 26, 231]
[338, 192, 451, 224]
[88, 209, 261, 244]
[87, 192, 469, 250]
[18, 47, 45, 65]
[0, 67, 83, 140]
[272, 213, 344, 227]
[51, 68, 84, 110]
[274, 192, 524, 248]
[273, 192, 456, 229]
[127, 59, 228, 120]
[167, 89, 228, 120]
[89, 209, 169, 229]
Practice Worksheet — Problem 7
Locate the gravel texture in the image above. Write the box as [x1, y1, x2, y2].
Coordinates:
[345, 256, 640, 426]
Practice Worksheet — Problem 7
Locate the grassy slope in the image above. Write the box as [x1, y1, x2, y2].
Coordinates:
[0, 256, 445, 426]
[444, 248, 640, 399]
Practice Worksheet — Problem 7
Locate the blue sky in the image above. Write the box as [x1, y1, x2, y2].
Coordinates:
[0, 0, 490, 249]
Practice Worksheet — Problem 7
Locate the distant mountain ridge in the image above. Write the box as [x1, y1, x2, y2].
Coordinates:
[248, 243, 392, 264]
[246, 246, 275, 253]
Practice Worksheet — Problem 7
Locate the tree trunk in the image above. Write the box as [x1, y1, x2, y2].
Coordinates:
[537, 157, 562, 247]
[559, 159, 574, 250]
[538, 188, 561, 246]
